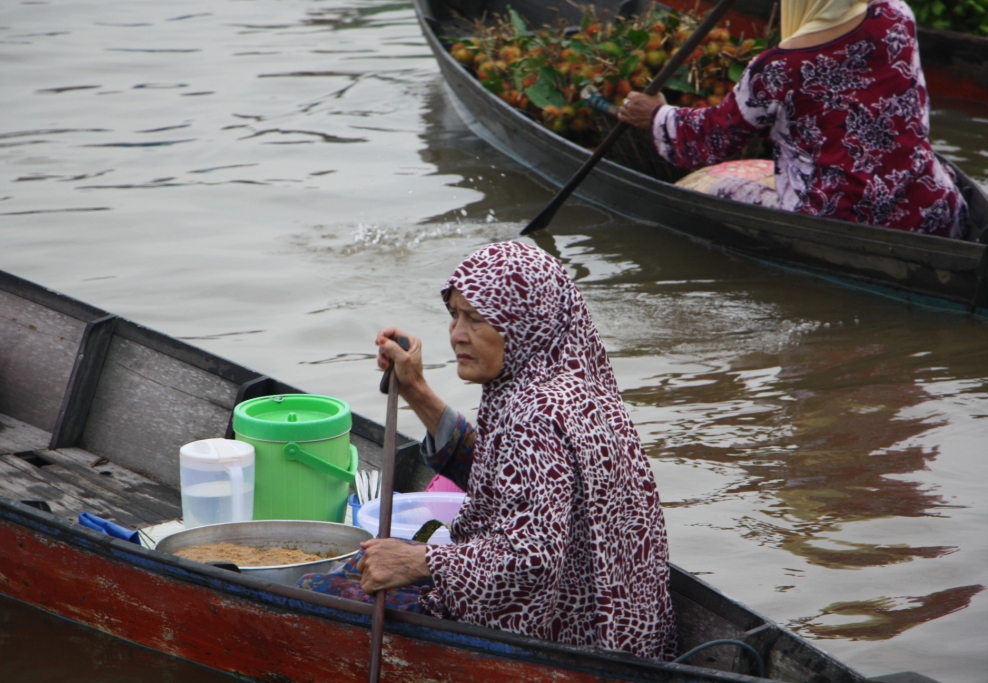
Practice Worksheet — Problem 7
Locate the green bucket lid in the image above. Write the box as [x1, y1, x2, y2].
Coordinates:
[233, 394, 352, 442]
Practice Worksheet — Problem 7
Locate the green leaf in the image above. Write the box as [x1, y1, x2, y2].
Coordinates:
[664, 78, 694, 93]
[525, 79, 566, 109]
[598, 41, 624, 58]
[627, 29, 649, 48]
[728, 62, 745, 82]
[620, 54, 640, 79]
[538, 65, 565, 89]
[581, 12, 590, 33]
[665, 68, 697, 93]
[569, 39, 595, 57]
[482, 77, 504, 95]
[508, 7, 531, 38]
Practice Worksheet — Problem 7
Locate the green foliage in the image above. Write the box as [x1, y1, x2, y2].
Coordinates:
[906, 0, 988, 37]
[444, 5, 767, 143]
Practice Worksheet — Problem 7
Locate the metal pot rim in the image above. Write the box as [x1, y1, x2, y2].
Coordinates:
[155, 519, 372, 570]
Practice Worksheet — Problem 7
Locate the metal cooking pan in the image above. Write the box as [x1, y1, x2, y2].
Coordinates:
[156, 520, 372, 586]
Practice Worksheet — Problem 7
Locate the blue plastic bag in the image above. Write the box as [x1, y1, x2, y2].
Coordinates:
[78, 512, 141, 545]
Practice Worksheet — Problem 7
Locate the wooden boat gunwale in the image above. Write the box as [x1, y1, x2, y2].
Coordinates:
[414, 0, 988, 317]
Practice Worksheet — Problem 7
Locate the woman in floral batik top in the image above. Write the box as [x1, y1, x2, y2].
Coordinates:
[619, 0, 968, 238]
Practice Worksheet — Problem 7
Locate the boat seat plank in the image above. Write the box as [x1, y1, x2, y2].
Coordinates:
[6, 456, 160, 527]
[31, 448, 181, 525]
[0, 412, 53, 455]
[0, 289, 86, 432]
[0, 454, 144, 527]
[0, 460, 81, 519]
[81, 336, 240, 488]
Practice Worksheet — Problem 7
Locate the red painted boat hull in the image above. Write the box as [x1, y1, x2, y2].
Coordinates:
[0, 502, 743, 683]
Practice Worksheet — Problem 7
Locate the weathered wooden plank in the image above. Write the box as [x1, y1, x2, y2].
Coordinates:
[30, 448, 179, 525]
[0, 455, 110, 522]
[0, 412, 52, 455]
[0, 454, 147, 528]
[0, 289, 85, 431]
[0, 465, 79, 519]
[39, 447, 182, 522]
[81, 336, 240, 488]
[49, 315, 117, 449]
[28, 461, 161, 526]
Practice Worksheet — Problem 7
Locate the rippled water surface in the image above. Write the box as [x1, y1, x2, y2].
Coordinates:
[2, 1, 987, 681]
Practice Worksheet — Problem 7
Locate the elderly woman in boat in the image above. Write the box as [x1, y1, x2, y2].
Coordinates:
[298, 241, 677, 661]
[618, 0, 968, 238]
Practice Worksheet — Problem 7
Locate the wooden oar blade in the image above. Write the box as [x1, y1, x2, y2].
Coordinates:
[521, 195, 565, 235]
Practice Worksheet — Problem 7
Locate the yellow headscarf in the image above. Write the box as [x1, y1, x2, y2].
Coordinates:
[781, 0, 869, 41]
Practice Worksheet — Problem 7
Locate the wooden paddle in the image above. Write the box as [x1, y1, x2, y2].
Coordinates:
[368, 335, 409, 683]
[520, 0, 739, 235]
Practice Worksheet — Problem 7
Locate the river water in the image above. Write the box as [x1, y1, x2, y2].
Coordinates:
[2, 1, 987, 681]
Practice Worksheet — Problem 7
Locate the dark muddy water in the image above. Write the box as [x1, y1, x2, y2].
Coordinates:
[1, 1, 987, 681]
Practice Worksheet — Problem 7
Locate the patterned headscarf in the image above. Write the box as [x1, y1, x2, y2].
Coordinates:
[781, 0, 869, 40]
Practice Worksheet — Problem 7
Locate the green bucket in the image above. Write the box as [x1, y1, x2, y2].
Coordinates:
[232, 394, 358, 523]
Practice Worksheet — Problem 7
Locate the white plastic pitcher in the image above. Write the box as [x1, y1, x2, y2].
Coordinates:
[179, 438, 256, 529]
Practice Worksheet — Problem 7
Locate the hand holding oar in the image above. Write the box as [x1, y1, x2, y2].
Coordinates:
[520, 0, 739, 236]
[368, 335, 409, 683]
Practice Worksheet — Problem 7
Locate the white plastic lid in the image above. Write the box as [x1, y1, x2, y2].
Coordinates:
[180, 438, 255, 463]
[357, 492, 464, 545]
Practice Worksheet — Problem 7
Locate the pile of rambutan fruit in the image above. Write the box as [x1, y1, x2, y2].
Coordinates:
[446, 4, 773, 145]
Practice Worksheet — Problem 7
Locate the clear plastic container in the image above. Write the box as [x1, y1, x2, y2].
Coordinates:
[179, 438, 255, 529]
[356, 492, 465, 544]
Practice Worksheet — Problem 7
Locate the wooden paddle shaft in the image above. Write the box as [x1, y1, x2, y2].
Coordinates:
[520, 0, 740, 235]
[368, 335, 408, 683]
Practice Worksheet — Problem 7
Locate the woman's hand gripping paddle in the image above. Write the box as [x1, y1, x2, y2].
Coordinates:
[368, 335, 409, 683]
[520, 0, 739, 236]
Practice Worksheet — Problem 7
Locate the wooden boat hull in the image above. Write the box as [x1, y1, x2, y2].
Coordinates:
[2, 500, 751, 683]
[3, 493, 877, 683]
[415, 0, 988, 317]
[0, 266, 876, 682]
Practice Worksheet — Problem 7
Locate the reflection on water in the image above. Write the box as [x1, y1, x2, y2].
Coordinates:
[577, 251, 987, 575]
[656, 345, 958, 570]
[795, 584, 986, 640]
[3, 0, 988, 681]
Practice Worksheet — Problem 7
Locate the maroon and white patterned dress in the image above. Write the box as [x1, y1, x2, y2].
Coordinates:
[421, 242, 678, 661]
[651, 0, 967, 237]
